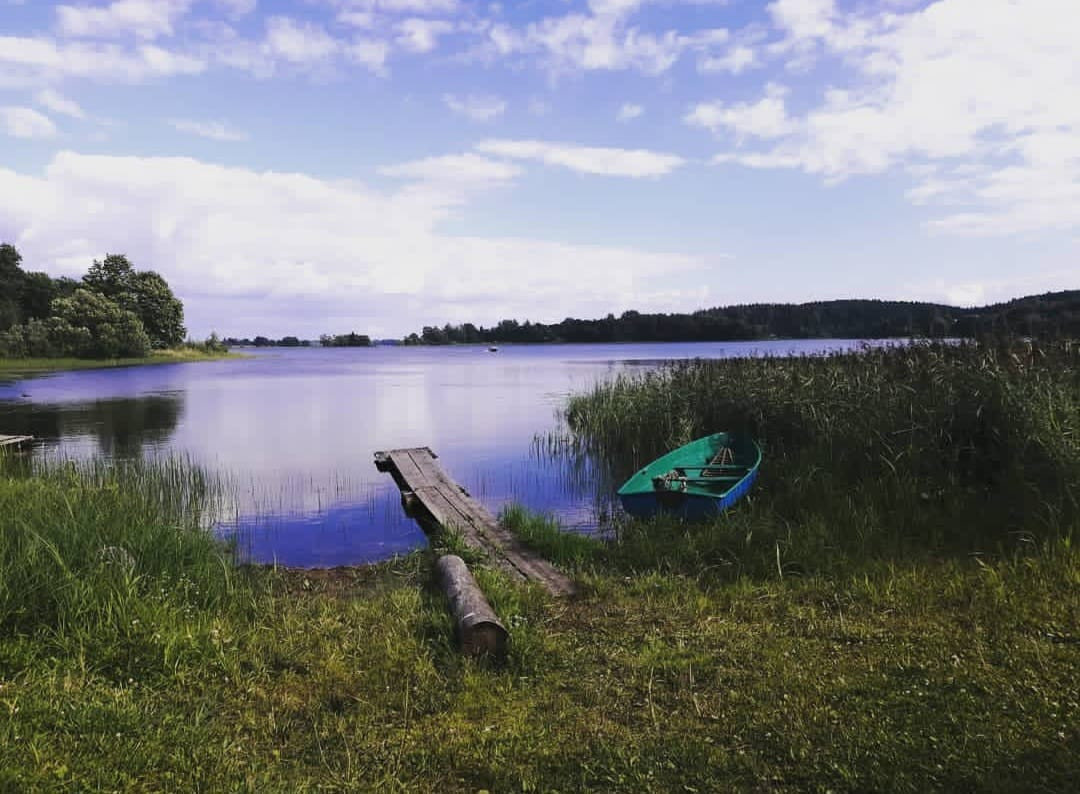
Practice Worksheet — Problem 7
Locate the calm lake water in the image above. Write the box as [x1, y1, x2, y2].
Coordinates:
[0, 341, 872, 566]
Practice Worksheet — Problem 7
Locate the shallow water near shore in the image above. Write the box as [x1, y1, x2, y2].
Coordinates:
[0, 340, 876, 566]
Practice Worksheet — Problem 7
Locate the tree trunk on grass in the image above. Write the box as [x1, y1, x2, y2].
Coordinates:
[434, 554, 508, 659]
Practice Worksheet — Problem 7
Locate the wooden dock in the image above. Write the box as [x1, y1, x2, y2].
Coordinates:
[0, 435, 33, 450]
[375, 447, 575, 597]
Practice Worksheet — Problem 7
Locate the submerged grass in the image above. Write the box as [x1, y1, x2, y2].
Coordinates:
[1, 340, 1078, 791]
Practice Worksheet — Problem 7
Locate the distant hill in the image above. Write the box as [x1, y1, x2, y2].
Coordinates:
[403, 290, 1080, 345]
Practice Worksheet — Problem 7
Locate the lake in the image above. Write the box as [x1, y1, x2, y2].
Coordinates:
[0, 340, 873, 566]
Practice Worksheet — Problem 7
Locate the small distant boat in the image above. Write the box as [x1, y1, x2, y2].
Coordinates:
[618, 432, 761, 520]
[488, 346, 499, 352]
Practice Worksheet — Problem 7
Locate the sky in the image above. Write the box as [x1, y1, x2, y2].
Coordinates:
[0, 0, 1077, 339]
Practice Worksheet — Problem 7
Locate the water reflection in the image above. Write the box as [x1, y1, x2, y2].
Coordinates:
[0, 393, 184, 458]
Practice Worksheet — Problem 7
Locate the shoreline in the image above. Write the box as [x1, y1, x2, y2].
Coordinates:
[0, 350, 244, 381]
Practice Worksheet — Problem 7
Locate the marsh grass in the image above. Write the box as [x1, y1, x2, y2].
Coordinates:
[556, 340, 1080, 575]
[0, 453, 242, 678]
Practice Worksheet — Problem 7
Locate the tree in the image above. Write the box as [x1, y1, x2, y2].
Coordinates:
[0, 243, 24, 331]
[20, 272, 57, 320]
[83, 256, 185, 348]
[83, 254, 136, 301]
[53, 276, 80, 299]
[127, 270, 186, 347]
[51, 289, 150, 358]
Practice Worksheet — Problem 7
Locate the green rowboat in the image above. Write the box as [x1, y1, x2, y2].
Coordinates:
[617, 432, 761, 519]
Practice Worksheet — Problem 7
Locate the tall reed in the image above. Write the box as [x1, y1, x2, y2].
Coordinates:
[0, 453, 243, 674]
[560, 340, 1080, 566]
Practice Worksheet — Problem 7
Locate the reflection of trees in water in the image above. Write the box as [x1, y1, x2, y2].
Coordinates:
[0, 392, 184, 457]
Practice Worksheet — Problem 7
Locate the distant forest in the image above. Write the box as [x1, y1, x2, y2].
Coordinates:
[223, 333, 373, 348]
[404, 291, 1080, 345]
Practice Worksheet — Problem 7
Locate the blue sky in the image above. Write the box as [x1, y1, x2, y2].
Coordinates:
[0, 0, 1077, 338]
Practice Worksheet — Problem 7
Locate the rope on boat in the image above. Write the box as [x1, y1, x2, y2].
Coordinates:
[653, 446, 736, 491]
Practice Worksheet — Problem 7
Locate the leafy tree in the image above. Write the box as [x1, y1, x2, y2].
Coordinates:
[82, 256, 186, 348]
[20, 272, 57, 320]
[51, 289, 150, 358]
[53, 276, 80, 299]
[320, 332, 373, 347]
[0, 244, 24, 331]
[202, 332, 228, 354]
[127, 270, 186, 347]
[83, 254, 136, 301]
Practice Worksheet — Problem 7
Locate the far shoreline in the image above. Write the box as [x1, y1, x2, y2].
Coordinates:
[0, 350, 245, 382]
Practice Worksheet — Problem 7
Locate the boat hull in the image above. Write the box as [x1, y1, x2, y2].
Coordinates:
[617, 432, 761, 520]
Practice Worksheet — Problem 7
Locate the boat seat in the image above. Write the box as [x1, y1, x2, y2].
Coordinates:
[679, 475, 744, 483]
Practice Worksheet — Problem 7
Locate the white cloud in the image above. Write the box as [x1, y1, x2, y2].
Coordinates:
[380, 153, 521, 184]
[140, 43, 206, 75]
[685, 84, 794, 140]
[263, 17, 339, 63]
[475, 139, 684, 177]
[767, 0, 835, 41]
[1, 106, 57, 139]
[616, 102, 643, 122]
[35, 88, 86, 119]
[395, 18, 454, 53]
[346, 38, 390, 74]
[442, 93, 506, 122]
[0, 36, 206, 83]
[0, 151, 705, 335]
[169, 118, 249, 141]
[705, 0, 1080, 235]
[699, 43, 756, 74]
[484, 3, 731, 76]
[55, 0, 193, 41]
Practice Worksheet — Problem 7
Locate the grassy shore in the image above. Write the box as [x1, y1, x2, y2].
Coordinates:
[1, 341, 1077, 791]
[0, 348, 240, 379]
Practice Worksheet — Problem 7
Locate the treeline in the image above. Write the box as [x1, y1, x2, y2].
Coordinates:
[404, 291, 1080, 345]
[224, 336, 311, 347]
[223, 333, 372, 348]
[0, 244, 195, 359]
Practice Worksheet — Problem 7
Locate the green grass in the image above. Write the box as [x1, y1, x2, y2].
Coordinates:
[0, 349, 241, 378]
[1, 341, 1078, 791]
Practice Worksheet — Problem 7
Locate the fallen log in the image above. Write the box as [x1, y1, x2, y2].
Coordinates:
[434, 554, 508, 658]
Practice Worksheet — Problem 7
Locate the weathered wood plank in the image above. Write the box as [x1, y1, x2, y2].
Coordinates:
[0, 435, 33, 448]
[413, 485, 509, 571]
[374, 446, 575, 596]
[385, 449, 431, 489]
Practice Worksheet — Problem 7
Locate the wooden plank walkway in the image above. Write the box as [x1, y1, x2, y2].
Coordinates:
[0, 435, 33, 449]
[375, 447, 575, 597]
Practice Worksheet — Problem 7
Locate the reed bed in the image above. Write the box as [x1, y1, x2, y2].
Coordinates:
[556, 340, 1080, 572]
[0, 453, 244, 675]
